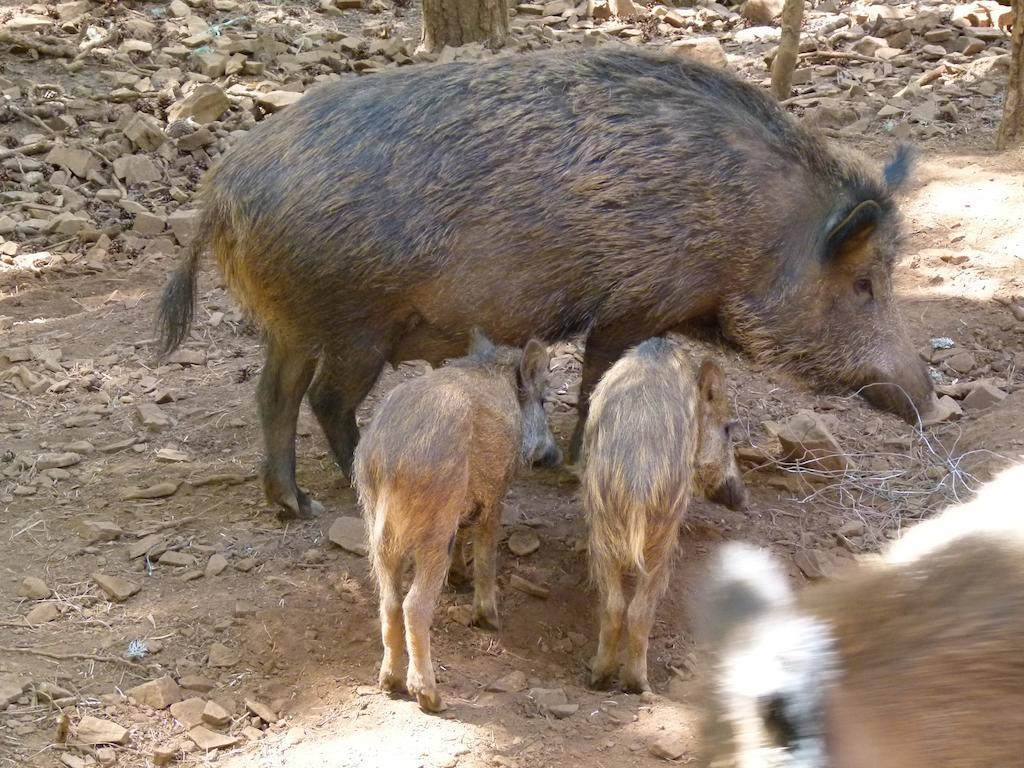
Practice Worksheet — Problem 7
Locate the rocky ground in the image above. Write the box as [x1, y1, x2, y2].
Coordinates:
[1, 0, 1023, 766]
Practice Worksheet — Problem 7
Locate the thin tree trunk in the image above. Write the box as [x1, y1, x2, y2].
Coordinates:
[771, 0, 805, 101]
[421, 0, 509, 53]
[997, 0, 1023, 149]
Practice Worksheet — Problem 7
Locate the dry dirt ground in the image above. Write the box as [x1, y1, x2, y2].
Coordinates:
[1, 0, 1023, 766]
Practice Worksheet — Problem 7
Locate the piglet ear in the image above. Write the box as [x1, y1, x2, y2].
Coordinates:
[697, 359, 726, 404]
[883, 144, 913, 191]
[825, 199, 881, 265]
[467, 327, 496, 359]
[519, 339, 550, 397]
[699, 543, 794, 648]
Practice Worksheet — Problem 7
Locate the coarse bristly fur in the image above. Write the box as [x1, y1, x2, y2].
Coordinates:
[155, 45, 933, 519]
[354, 333, 554, 713]
[583, 336, 745, 693]
[699, 462, 1024, 768]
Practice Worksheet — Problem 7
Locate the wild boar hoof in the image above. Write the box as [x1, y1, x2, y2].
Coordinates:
[379, 669, 406, 694]
[412, 686, 445, 713]
[471, 607, 500, 632]
[619, 674, 652, 695]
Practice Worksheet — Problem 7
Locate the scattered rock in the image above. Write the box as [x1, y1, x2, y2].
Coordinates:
[507, 530, 540, 556]
[129, 676, 182, 709]
[76, 716, 129, 746]
[0, 676, 28, 707]
[242, 726, 264, 741]
[36, 452, 81, 470]
[26, 603, 60, 624]
[207, 643, 240, 668]
[20, 576, 52, 600]
[170, 697, 208, 729]
[206, 554, 228, 577]
[202, 700, 231, 727]
[528, 687, 572, 717]
[159, 550, 197, 567]
[328, 516, 369, 556]
[123, 112, 166, 152]
[188, 726, 238, 751]
[793, 549, 839, 580]
[944, 350, 976, 374]
[922, 395, 963, 425]
[667, 36, 728, 69]
[152, 742, 180, 766]
[74, 519, 123, 542]
[137, 402, 173, 430]
[548, 703, 579, 718]
[167, 84, 231, 124]
[122, 481, 181, 500]
[770, 410, 851, 473]
[649, 733, 688, 761]
[178, 676, 215, 693]
[510, 573, 550, 599]
[447, 604, 474, 626]
[245, 698, 278, 724]
[92, 572, 141, 602]
[113, 154, 162, 185]
[962, 381, 1007, 411]
[486, 670, 528, 693]
[45, 146, 99, 179]
[255, 91, 304, 113]
[129, 534, 167, 560]
[741, 0, 783, 24]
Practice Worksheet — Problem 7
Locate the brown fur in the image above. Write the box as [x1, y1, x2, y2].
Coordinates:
[700, 463, 1024, 768]
[583, 337, 745, 693]
[355, 336, 551, 713]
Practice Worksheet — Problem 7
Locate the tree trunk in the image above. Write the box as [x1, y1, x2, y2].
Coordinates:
[771, 0, 805, 101]
[997, 0, 1023, 149]
[421, 0, 510, 53]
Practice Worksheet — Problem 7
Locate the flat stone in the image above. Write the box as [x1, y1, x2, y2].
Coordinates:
[769, 410, 851, 473]
[0, 675, 29, 706]
[922, 395, 962, 426]
[170, 697, 208, 729]
[245, 698, 278, 724]
[207, 643, 240, 668]
[129, 534, 167, 560]
[178, 675, 216, 693]
[36, 452, 82, 470]
[21, 576, 52, 600]
[166, 348, 206, 366]
[328, 516, 368, 557]
[962, 381, 1007, 411]
[206, 554, 228, 576]
[547, 702, 579, 718]
[507, 530, 540, 556]
[122, 481, 180, 500]
[188, 726, 238, 751]
[129, 676, 182, 709]
[167, 84, 230, 124]
[486, 670, 528, 693]
[202, 699, 231, 726]
[159, 550, 197, 567]
[528, 687, 568, 715]
[649, 733, 688, 761]
[510, 573, 550, 599]
[241, 726, 263, 741]
[945, 350, 977, 374]
[26, 603, 60, 624]
[74, 519, 123, 542]
[137, 402, 173, 430]
[254, 91, 304, 113]
[113, 154, 162, 185]
[793, 549, 838, 580]
[123, 112, 165, 151]
[76, 716, 129, 746]
[666, 36, 728, 69]
[92, 572, 141, 602]
[45, 146, 99, 179]
[152, 743, 180, 766]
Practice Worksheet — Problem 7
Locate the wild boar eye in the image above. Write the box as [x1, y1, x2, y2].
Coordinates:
[854, 277, 874, 299]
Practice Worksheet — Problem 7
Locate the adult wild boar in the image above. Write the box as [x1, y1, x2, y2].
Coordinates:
[158, 46, 935, 518]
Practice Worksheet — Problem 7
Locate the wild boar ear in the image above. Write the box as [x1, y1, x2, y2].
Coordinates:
[519, 339, 550, 394]
[697, 359, 726, 404]
[700, 543, 794, 648]
[883, 144, 913, 191]
[825, 200, 881, 265]
[467, 327, 496, 359]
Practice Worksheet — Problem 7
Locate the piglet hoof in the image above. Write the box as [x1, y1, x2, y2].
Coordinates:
[379, 669, 406, 695]
[411, 686, 446, 714]
[471, 606, 500, 632]
[619, 675, 652, 695]
[588, 669, 616, 691]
